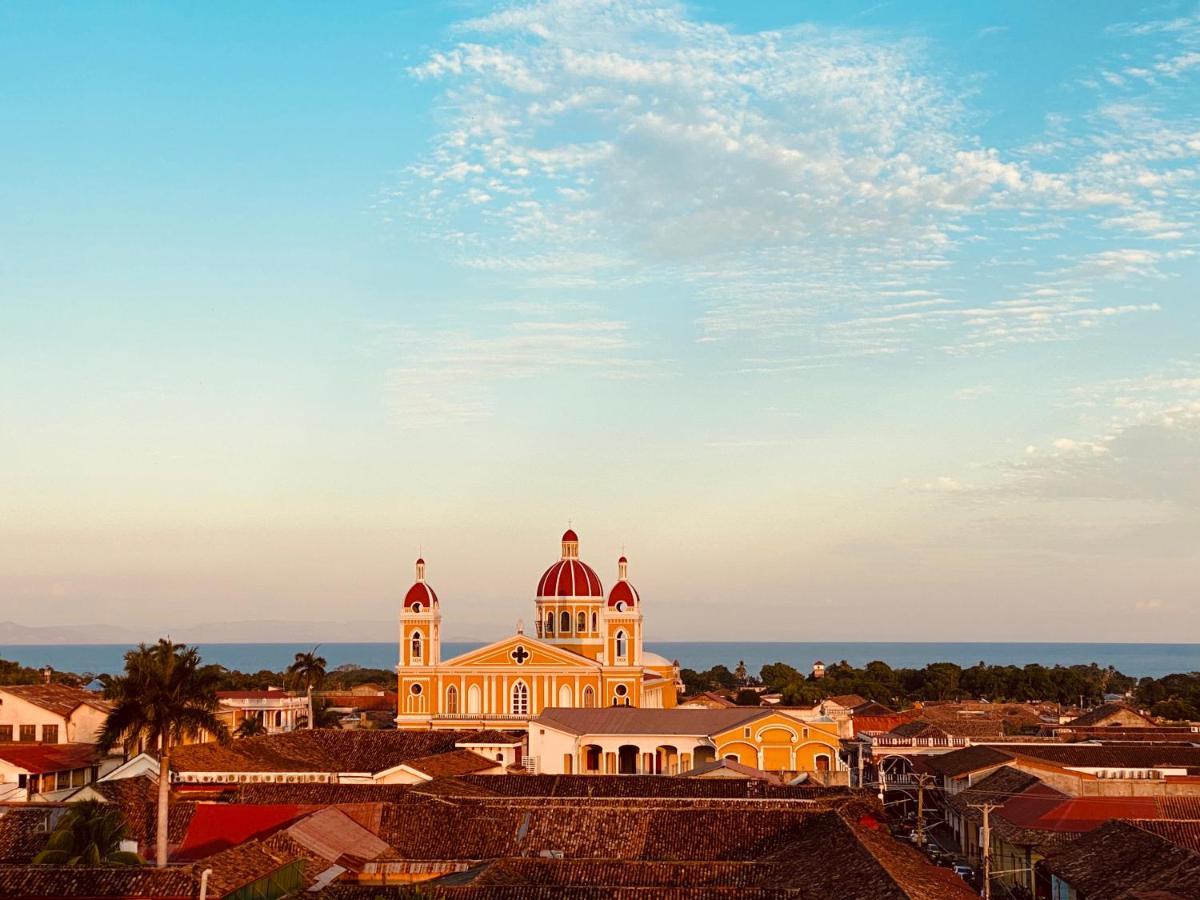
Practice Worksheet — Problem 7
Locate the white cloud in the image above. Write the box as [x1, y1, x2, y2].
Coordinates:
[396, 0, 1200, 366]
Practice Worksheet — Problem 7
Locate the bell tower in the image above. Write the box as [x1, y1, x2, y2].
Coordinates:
[400, 557, 441, 667]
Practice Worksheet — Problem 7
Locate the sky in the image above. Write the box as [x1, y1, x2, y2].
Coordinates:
[1, 1, 1198, 643]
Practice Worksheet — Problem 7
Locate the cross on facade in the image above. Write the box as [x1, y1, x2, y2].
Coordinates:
[510, 645, 531, 665]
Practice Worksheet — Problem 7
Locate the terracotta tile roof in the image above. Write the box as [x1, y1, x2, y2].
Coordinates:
[0, 864, 198, 898]
[0, 808, 57, 863]
[171, 728, 474, 774]
[0, 684, 112, 718]
[199, 838, 305, 897]
[216, 690, 303, 700]
[825, 694, 868, 709]
[852, 710, 919, 735]
[679, 758, 782, 783]
[1042, 819, 1200, 899]
[1066, 703, 1155, 727]
[532, 707, 766, 736]
[233, 782, 419, 804]
[451, 774, 843, 800]
[403, 750, 500, 778]
[455, 730, 526, 746]
[0, 743, 98, 774]
[1126, 819, 1200, 853]
[945, 766, 1042, 822]
[850, 701, 896, 717]
[923, 745, 1013, 778]
[1013, 744, 1200, 769]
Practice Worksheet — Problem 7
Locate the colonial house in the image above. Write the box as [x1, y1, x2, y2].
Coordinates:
[1064, 702, 1157, 729]
[0, 683, 112, 745]
[0, 743, 110, 801]
[216, 688, 309, 734]
[527, 706, 845, 781]
[396, 530, 681, 730]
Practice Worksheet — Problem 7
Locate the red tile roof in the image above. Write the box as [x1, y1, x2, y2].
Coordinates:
[0, 743, 98, 774]
[402, 750, 499, 778]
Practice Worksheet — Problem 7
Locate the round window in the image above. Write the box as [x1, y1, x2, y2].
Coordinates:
[410, 684, 423, 695]
[412, 602, 422, 613]
[615, 601, 626, 612]
[615, 684, 628, 697]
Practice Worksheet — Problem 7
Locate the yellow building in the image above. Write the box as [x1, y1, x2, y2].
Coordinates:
[397, 529, 680, 730]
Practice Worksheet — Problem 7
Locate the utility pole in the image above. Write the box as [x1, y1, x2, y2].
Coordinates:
[969, 802, 1001, 900]
[914, 773, 936, 848]
[857, 743, 864, 789]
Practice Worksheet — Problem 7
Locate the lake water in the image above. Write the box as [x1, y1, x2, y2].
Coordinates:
[3, 641, 1198, 679]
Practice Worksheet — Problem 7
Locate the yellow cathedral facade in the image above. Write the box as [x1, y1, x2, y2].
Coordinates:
[396, 529, 681, 729]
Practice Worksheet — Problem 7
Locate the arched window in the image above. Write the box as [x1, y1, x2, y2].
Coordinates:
[591, 612, 597, 631]
[560, 610, 571, 633]
[411, 631, 423, 662]
[582, 685, 596, 708]
[445, 685, 458, 715]
[467, 684, 481, 715]
[511, 681, 529, 716]
[546, 613, 555, 634]
[577, 611, 587, 632]
[615, 630, 627, 659]
[558, 684, 573, 707]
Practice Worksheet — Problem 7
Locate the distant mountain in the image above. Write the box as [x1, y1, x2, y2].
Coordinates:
[0, 621, 144, 645]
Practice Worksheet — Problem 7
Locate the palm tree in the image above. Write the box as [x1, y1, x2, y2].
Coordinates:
[287, 647, 327, 731]
[98, 639, 229, 868]
[33, 799, 142, 866]
[235, 716, 267, 739]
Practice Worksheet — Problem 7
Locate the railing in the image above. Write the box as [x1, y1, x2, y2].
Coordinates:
[434, 714, 528, 721]
[870, 736, 969, 748]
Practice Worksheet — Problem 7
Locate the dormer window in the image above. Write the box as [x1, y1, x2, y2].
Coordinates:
[411, 602, 422, 614]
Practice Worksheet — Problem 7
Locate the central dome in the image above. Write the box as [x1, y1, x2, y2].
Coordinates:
[537, 529, 603, 598]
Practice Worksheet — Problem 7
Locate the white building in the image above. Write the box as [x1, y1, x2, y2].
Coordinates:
[217, 688, 310, 733]
[0, 684, 112, 745]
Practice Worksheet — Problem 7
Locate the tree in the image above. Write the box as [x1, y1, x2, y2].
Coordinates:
[98, 639, 230, 867]
[760, 662, 801, 692]
[734, 660, 748, 685]
[288, 647, 327, 731]
[235, 716, 267, 738]
[33, 800, 142, 866]
[733, 688, 761, 706]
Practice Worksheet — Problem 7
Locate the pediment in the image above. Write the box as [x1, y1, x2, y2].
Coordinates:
[442, 635, 601, 669]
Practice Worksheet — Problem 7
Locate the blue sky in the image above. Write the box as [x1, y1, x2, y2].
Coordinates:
[1, 1, 1198, 642]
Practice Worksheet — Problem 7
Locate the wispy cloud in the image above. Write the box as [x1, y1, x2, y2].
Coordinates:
[396, 0, 1200, 368]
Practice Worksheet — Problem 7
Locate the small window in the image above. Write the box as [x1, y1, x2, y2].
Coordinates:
[591, 612, 597, 631]
[412, 601, 422, 613]
[0, 725, 11, 741]
[744, 726, 751, 737]
[19, 725, 36, 743]
[445, 685, 459, 715]
[411, 631, 423, 661]
[546, 613, 555, 634]
[41, 725, 58, 743]
[577, 611, 587, 632]
[615, 630, 627, 659]
[615, 684, 628, 697]
[410, 683, 423, 695]
[560, 610, 571, 633]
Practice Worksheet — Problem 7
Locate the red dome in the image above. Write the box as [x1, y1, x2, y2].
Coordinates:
[608, 579, 640, 607]
[537, 559, 603, 597]
[404, 581, 438, 609]
[562, 528, 579, 543]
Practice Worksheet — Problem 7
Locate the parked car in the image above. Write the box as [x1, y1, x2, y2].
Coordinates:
[951, 864, 974, 880]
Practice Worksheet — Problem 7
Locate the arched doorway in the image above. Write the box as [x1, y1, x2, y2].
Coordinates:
[582, 744, 602, 774]
[618, 744, 639, 775]
[692, 745, 716, 765]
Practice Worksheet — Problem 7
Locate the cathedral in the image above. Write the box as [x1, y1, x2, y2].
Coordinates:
[396, 529, 681, 729]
